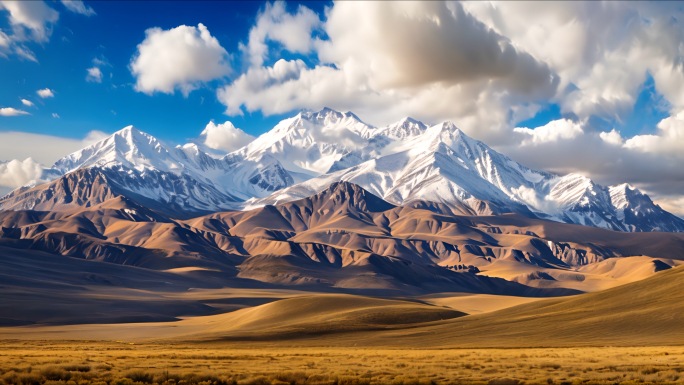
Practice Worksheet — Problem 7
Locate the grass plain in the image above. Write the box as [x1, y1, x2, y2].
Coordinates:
[0, 341, 683, 385]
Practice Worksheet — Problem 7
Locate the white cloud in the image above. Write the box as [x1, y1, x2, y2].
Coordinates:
[86, 66, 102, 83]
[462, 2, 684, 122]
[219, 1, 558, 142]
[0, 130, 107, 165]
[0, 0, 59, 42]
[0, 158, 44, 190]
[130, 23, 230, 96]
[51, 112, 60, 119]
[624, 111, 684, 156]
[243, 1, 321, 67]
[513, 119, 584, 145]
[0, 107, 29, 116]
[60, 0, 95, 16]
[198, 120, 255, 152]
[36, 88, 54, 98]
[599, 129, 623, 146]
[20, 99, 33, 107]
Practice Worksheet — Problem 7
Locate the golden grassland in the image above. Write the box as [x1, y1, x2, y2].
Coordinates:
[0, 341, 683, 385]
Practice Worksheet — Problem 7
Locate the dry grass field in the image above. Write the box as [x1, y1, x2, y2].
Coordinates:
[0, 341, 684, 385]
[0, 341, 683, 385]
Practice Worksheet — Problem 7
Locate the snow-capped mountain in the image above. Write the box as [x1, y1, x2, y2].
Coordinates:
[0, 126, 295, 215]
[236, 108, 376, 177]
[0, 108, 682, 232]
[609, 184, 684, 232]
[250, 116, 684, 232]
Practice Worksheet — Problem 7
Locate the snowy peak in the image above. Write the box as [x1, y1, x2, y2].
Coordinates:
[609, 183, 643, 210]
[550, 174, 605, 209]
[374, 117, 427, 140]
[242, 107, 377, 176]
[300, 107, 373, 134]
[54, 126, 182, 174]
[608, 183, 684, 232]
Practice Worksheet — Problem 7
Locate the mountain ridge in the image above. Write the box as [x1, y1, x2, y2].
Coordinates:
[1, 108, 682, 232]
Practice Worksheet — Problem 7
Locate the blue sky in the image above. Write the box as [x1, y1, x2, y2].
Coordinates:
[0, 1, 329, 142]
[2, 1, 684, 214]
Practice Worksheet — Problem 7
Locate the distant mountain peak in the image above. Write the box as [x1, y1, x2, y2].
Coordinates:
[53, 125, 177, 174]
[375, 117, 428, 140]
[299, 107, 372, 128]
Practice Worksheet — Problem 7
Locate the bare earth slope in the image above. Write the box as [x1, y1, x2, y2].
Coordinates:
[356, 264, 684, 348]
[2, 265, 681, 347]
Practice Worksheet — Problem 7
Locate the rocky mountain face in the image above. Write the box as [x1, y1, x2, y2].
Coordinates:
[1, 108, 682, 232]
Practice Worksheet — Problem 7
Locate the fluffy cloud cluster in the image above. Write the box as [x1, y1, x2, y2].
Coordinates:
[0, 158, 44, 191]
[218, 1, 558, 141]
[242, 1, 321, 67]
[198, 121, 255, 153]
[462, 2, 684, 122]
[130, 23, 230, 96]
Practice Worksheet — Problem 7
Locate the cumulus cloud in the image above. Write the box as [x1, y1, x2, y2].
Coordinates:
[513, 119, 584, 145]
[462, 2, 684, 123]
[130, 23, 230, 96]
[198, 120, 255, 152]
[0, 130, 107, 165]
[20, 99, 33, 107]
[624, 112, 684, 156]
[0, 0, 59, 42]
[86, 66, 102, 83]
[0, 158, 44, 191]
[243, 1, 321, 67]
[219, 1, 558, 141]
[60, 0, 95, 16]
[0, 107, 29, 116]
[36, 88, 54, 98]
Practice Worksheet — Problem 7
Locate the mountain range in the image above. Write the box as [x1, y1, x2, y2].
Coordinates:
[1, 107, 682, 233]
[3, 107, 684, 325]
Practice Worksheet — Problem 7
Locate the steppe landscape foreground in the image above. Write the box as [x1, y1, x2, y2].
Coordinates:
[2, 260, 684, 384]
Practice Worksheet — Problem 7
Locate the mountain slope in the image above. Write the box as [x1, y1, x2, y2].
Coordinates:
[367, 263, 684, 347]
